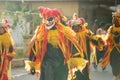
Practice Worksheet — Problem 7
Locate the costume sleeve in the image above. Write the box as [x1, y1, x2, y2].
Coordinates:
[71, 44, 79, 56]
[9, 45, 14, 53]
[29, 43, 36, 61]
[6, 33, 16, 60]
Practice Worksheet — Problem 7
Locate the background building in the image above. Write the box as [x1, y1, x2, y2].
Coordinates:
[0, 0, 119, 67]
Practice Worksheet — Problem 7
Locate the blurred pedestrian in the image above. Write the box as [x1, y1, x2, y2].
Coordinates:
[0, 19, 16, 80]
[102, 9, 120, 80]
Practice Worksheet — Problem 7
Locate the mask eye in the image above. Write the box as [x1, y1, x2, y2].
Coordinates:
[47, 17, 54, 21]
[113, 15, 120, 18]
[72, 24, 80, 27]
[117, 16, 120, 18]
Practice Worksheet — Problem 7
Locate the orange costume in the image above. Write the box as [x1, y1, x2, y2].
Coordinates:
[67, 13, 105, 80]
[26, 7, 88, 80]
[0, 19, 16, 80]
[102, 9, 120, 80]
[67, 13, 93, 80]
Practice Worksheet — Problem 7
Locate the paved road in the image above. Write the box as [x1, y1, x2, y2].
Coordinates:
[12, 64, 113, 80]
[90, 64, 113, 80]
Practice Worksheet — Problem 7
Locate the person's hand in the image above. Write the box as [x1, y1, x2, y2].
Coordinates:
[6, 52, 16, 58]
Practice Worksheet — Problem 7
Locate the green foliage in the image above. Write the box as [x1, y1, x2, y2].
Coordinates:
[22, 4, 29, 12]
[32, 14, 41, 27]
[4, 2, 40, 29]
[5, 2, 29, 12]
[5, 2, 15, 12]
[29, 9, 39, 13]
[15, 2, 21, 11]
[15, 48, 24, 59]
[12, 14, 19, 29]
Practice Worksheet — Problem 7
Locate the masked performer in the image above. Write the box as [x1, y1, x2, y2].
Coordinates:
[102, 9, 120, 80]
[67, 13, 105, 80]
[92, 22, 108, 70]
[26, 7, 88, 80]
[67, 13, 93, 80]
[0, 19, 16, 80]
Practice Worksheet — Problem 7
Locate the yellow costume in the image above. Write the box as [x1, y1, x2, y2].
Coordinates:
[0, 19, 16, 80]
[26, 7, 88, 80]
[102, 9, 120, 79]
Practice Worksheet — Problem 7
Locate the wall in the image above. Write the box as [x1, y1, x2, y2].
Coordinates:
[29, 1, 79, 18]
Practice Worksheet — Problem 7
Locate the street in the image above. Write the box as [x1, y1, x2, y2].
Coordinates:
[12, 64, 114, 80]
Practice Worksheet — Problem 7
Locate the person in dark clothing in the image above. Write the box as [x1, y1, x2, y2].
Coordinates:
[102, 9, 120, 80]
[67, 13, 93, 80]
[27, 7, 87, 80]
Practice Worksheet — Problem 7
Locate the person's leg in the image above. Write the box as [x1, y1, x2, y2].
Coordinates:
[40, 62, 54, 80]
[116, 70, 120, 80]
[54, 64, 68, 80]
[74, 64, 90, 80]
[8, 62, 11, 80]
[93, 48, 100, 70]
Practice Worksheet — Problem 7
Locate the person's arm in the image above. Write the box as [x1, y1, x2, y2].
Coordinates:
[29, 43, 36, 61]
[6, 33, 16, 61]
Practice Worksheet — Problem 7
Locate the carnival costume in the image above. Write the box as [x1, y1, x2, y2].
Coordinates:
[67, 13, 92, 80]
[90, 22, 108, 70]
[67, 13, 105, 80]
[102, 9, 120, 80]
[26, 7, 88, 80]
[0, 19, 16, 80]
